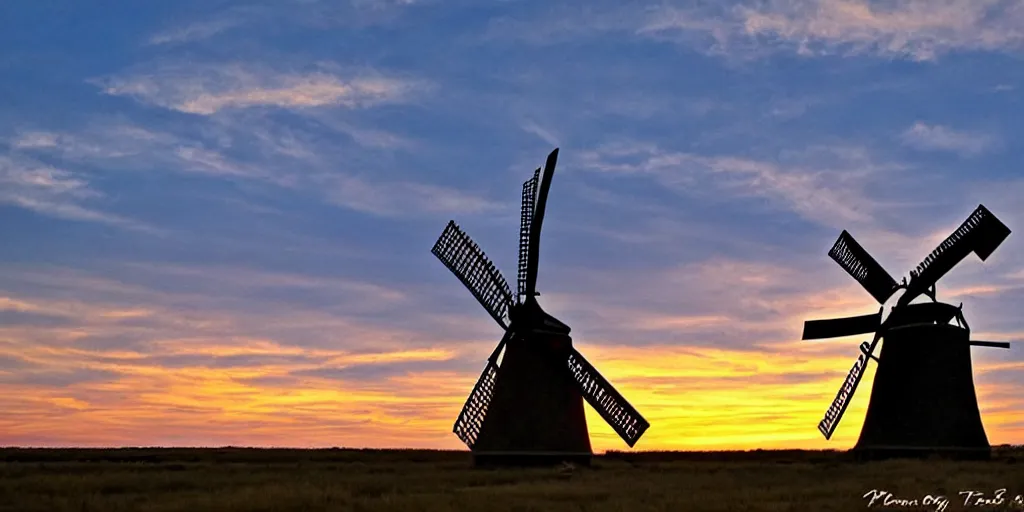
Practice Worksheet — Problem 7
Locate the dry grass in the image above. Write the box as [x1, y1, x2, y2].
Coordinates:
[0, 447, 1022, 511]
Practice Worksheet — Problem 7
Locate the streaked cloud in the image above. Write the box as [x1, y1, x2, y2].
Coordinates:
[95, 63, 426, 115]
[148, 19, 241, 46]
[7, 116, 494, 218]
[0, 155, 154, 232]
[900, 122, 1000, 156]
[325, 175, 504, 217]
[577, 142, 900, 229]
[492, 0, 1024, 61]
[732, 0, 1024, 61]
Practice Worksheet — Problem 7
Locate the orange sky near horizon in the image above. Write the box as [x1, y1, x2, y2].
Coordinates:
[2, 262, 1021, 452]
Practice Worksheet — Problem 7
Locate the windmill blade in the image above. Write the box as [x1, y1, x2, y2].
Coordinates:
[818, 335, 878, 440]
[828, 230, 900, 304]
[431, 221, 514, 329]
[973, 205, 1012, 261]
[566, 347, 650, 447]
[451, 330, 513, 448]
[517, 168, 540, 301]
[900, 204, 1012, 306]
[802, 310, 882, 340]
[452, 360, 500, 448]
[523, 148, 559, 297]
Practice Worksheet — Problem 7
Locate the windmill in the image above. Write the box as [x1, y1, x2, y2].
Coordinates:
[430, 148, 650, 466]
[803, 204, 1012, 459]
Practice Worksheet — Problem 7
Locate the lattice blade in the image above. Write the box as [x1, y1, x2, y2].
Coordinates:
[431, 221, 514, 329]
[902, 205, 1012, 306]
[523, 148, 559, 297]
[828, 230, 899, 304]
[566, 347, 649, 447]
[452, 360, 500, 448]
[802, 310, 882, 340]
[818, 338, 877, 440]
[517, 168, 540, 301]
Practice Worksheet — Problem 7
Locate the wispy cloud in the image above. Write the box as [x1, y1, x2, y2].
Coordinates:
[731, 0, 1024, 61]
[95, 63, 427, 115]
[148, 19, 241, 46]
[11, 132, 60, 149]
[577, 142, 901, 229]
[9, 125, 283, 184]
[324, 174, 503, 217]
[8, 117, 492, 218]
[900, 122, 1000, 156]
[495, 0, 1024, 61]
[0, 155, 155, 232]
[519, 119, 561, 146]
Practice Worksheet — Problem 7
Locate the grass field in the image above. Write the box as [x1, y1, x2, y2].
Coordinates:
[1, 447, 1023, 511]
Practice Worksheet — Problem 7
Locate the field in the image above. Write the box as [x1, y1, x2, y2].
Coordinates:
[2, 447, 1024, 511]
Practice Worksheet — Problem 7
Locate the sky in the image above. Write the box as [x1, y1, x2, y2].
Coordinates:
[0, 0, 1022, 452]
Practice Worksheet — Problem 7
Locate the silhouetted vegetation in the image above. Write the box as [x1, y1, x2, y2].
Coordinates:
[0, 447, 1022, 511]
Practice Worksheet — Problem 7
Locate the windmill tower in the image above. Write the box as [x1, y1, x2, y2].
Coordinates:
[431, 148, 650, 466]
[803, 204, 1012, 460]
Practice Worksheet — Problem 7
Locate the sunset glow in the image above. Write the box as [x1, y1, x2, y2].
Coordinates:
[1, 0, 1022, 451]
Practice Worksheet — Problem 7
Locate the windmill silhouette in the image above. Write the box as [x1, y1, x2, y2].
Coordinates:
[431, 148, 650, 466]
[803, 204, 1012, 459]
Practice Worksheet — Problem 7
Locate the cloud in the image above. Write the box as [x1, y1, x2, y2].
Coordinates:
[0, 367, 122, 388]
[325, 174, 504, 217]
[11, 126, 180, 161]
[306, 116, 416, 150]
[291, 358, 476, 383]
[11, 132, 59, 149]
[95, 63, 426, 115]
[576, 142, 900, 229]
[8, 118, 490, 218]
[519, 119, 561, 147]
[174, 146, 268, 180]
[0, 155, 155, 232]
[148, 19, 241, 46]
[731, 0, 1024, 61]
[10, 124, 292, 185]
[900, 122, 999, 156]
[492, 1, 1024, 61]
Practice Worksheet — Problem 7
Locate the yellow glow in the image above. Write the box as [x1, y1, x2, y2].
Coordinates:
[0, 280, 1021, 451]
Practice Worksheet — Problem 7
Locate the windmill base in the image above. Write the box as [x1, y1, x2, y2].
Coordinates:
[472, 451, 593, 467]
[853, 322, 992, 459]
[851, 445, 991, 462]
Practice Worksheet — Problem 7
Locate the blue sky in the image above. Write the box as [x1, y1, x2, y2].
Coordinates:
[0, 0, 1022, 450]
